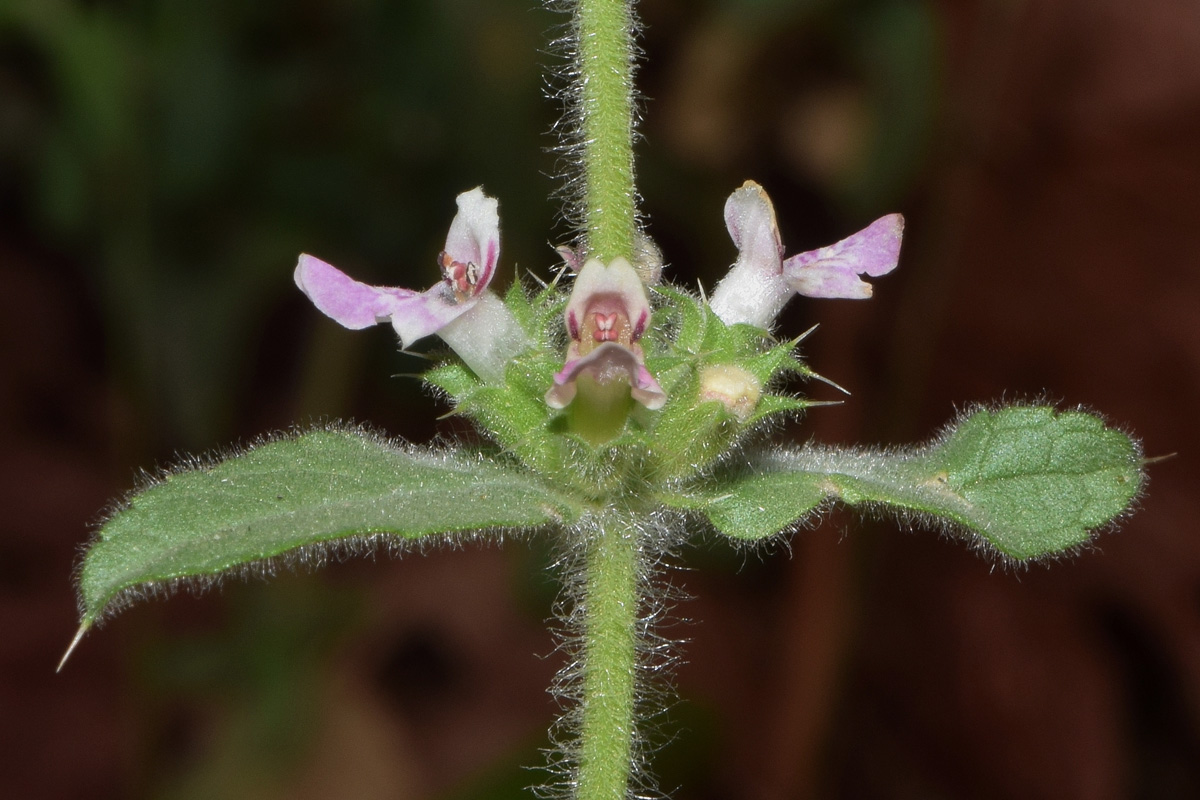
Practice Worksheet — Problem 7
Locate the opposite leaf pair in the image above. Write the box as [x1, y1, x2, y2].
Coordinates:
[64, 183, 1144, 704]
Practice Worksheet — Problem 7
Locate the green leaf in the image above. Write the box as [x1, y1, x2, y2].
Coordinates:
[678, 406, 1143, 561]
[76, 427, 581, 628]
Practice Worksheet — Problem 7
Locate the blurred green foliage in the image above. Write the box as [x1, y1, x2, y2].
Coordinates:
[1, 0, 559, 449]
[135, 579, 363, 800]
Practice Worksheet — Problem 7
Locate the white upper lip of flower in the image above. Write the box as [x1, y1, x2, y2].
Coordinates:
[564, 257, 650, 350]
[545, 257, 666, 410]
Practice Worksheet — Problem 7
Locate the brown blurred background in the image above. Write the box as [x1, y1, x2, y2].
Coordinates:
[2, 0, 1198, 798]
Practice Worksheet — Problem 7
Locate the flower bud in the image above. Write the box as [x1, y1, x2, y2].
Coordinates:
[698, 364, 761, 422]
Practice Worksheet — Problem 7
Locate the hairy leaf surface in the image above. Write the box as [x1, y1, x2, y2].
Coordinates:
[78, 429, 580, 625]
[681, 407, 1142, 560]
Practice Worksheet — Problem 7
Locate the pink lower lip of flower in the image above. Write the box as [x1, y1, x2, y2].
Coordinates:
[782, 213, 905, 299]
[545, 341, 666, 410]
[294, 254, 468, 346]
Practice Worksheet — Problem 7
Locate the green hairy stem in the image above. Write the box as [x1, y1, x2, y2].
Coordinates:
[577, 516, 641, 800]
[571, 1, 643, 796]
[576, 0, 637, 261]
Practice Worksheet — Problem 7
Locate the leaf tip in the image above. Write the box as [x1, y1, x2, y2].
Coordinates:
[56, 622, 90, 673]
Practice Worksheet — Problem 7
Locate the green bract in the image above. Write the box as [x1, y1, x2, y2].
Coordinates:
[424, 283, 821, 498]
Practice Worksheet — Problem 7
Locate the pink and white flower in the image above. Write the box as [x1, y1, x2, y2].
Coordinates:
[709, 181, 904, 329]
[545, 257, 666, 411]
[294, 187, 527, 383]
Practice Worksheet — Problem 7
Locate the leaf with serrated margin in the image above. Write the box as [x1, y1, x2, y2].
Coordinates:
[674, 406, 1143, 561]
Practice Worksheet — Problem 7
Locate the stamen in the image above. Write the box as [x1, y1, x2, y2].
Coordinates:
[579, 306, 633, 349]
[593, 312, 619, 342]
[438, 251, 479, 299]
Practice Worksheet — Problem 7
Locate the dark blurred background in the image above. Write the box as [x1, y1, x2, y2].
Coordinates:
[3, 0, 1198, 798]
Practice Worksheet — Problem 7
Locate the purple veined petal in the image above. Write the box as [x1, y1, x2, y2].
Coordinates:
[294, 254, 468, 347]
[629, 360, 668, 410]
[545, 342, 667, 410]
[294, 254, 417, 330]
[782, 214, 905, 299]
[443, 187, 500, 291]
[724, 180, 784, 272]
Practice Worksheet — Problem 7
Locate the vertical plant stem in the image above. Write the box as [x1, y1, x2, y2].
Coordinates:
[576, 0, 637, 261]
[578, 515, 640, 800]
[565, 1, 642, 796]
